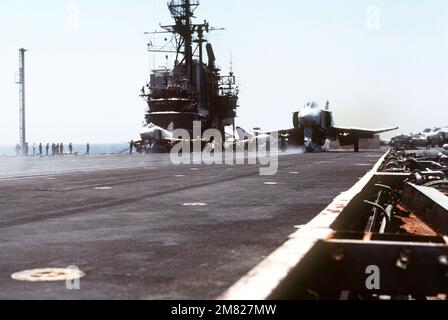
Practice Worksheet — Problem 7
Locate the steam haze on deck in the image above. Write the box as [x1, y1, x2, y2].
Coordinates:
[0, 0, 447, 145]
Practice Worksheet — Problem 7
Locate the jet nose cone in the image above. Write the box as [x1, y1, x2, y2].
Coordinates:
[298, 111, 320, 127]
[140, 128, 154, 140]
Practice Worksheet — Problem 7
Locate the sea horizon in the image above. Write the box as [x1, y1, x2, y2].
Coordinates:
[0, 143, 130, 157]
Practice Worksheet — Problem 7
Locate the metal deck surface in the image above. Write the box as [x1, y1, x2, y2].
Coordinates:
[0, 151, 383, 299]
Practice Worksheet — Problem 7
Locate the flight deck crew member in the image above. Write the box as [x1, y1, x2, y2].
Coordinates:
[280, 136, 287, 152]
[86, 143, 90, 155]
[60, 143, 64, 155]
[130, 140, 134, 155]
[39, 143, 43, 156]
[32, 143, 36, 156]
[69, 143, 73, 155]
[46, 143, 50, 156]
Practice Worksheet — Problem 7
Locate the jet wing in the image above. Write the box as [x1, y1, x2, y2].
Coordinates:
[258, 128, 296, 137]
[333, 126, 398, 138]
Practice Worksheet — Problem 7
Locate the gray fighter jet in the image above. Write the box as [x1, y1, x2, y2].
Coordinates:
[258, 101, 398, 152]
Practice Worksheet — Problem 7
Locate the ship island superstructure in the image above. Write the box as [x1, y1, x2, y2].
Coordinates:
[139, 0, 239, 152]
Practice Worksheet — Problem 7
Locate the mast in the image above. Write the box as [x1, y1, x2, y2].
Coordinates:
[17, 48, 27, 156]
[163, 0, 199, 84]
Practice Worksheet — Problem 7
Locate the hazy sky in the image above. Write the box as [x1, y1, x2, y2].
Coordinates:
[1, 0, 448, 144]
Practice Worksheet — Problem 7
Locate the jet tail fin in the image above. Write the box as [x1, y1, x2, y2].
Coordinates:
[166, 122, 174, 133]
[236, 127, 253, 141]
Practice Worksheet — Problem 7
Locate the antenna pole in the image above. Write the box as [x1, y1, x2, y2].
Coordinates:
[18, 48, 27, 156]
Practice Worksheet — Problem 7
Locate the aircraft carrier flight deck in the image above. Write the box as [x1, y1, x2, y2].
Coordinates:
[0, 151, 384, 299]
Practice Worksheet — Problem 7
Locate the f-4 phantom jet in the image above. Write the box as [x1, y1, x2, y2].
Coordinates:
[249, 101, 398, 153]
